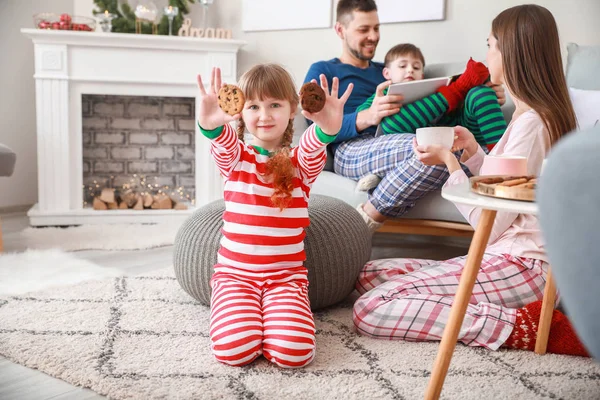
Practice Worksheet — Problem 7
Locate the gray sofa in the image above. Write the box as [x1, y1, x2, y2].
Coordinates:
[304, 62, 516, 234]
[0, 142, 16, 252]
[303, 42, 598, 236]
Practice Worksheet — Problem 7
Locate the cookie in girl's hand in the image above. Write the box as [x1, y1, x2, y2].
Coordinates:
[218, 84, 245, 116]
[300, 82, 326, 113]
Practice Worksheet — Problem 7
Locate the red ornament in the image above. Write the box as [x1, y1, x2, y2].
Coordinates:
[59, 20, 71, 30]
[38, 20, 50, 29]
[60, 13, 72, 23]
[51, 22, 61, 30]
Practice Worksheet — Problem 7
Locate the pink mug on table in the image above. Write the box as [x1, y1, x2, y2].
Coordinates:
[480, 155, 528, 176]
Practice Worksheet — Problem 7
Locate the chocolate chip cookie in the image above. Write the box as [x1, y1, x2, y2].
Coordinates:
[300, 82, 326, 113]
[217, 84, 245, 116]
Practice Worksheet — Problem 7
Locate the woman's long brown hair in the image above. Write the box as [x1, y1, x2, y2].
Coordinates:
[235, 64, 299, 210]
[492, 4, 577, 146]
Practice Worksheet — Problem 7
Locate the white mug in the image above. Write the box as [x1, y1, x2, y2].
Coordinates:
[415, 127, 455, 149]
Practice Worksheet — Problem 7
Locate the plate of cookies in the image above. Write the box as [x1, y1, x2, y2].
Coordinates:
[470, 175, 537, 202]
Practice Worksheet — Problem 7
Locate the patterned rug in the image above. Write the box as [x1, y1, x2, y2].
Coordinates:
[1, 268, 599, 400]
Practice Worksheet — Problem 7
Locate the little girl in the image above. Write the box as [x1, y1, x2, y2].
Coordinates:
[196, 65, 352, 368]
[352, 4, 588, 357]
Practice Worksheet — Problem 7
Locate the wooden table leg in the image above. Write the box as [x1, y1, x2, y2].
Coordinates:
[535, 266, 557, 355]
[425, 209, 497, 400]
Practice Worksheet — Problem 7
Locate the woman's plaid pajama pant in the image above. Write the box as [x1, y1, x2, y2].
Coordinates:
[353, 254, 550, 349]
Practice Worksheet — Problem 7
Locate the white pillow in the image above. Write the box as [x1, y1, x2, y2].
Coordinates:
[569, 87, 600, 130]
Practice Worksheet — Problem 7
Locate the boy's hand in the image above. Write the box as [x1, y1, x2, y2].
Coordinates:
[486, 82, 506, 106]
[196, 67, 240, 131]
[367, 80, 404, 125]
[302, 74, 353, 135]
[355, 80, 404, 131]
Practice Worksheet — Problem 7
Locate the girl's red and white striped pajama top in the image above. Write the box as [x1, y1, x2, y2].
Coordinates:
[200, 122, 335, 368]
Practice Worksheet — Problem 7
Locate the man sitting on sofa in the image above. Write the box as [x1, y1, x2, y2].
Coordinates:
[304, 0, 505, 232]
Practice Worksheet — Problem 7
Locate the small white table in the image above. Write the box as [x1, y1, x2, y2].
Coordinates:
[424, 181, 557, 400]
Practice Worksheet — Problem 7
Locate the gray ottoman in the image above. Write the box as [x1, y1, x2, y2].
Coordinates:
[173, 194, 372, 310]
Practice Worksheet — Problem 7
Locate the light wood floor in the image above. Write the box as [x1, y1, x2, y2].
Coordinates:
[0, 211, 470, 400]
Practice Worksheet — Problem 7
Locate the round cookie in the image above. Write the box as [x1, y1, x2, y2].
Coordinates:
[217, 84, 245, 116]
[300, 82, 326, 113]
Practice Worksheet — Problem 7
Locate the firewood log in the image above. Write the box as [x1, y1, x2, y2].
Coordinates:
[120, 188, 138, 208]
[173, 200, 188, 210]
[151, 194, 172, 209]
[93, 197, 108, 210]
[133, 196, 144, 210]
[143, 193, 153, 208]
[99, 188, 116, 204]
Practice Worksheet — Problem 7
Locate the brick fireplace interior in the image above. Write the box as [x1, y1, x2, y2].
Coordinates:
[81, 95, 196, 207]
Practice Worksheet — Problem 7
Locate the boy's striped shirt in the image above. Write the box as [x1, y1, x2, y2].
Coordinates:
[358, 86, 506, 148]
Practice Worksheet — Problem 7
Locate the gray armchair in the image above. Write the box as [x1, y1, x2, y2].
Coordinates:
[0, 143, 16, 177]
[0, 143, 16, 252]
[538, 125, 600, 360]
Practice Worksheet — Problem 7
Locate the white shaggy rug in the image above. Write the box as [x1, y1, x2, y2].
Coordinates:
[0, 249, 122, 296]
[19, 222, 181, 251]
[1, 268, 599, 400]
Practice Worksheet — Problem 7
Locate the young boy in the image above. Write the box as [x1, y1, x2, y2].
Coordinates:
[356, 44, 506, 191]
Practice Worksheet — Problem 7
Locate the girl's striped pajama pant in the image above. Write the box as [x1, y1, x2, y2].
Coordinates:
[353, 254, 550, 350]
[209, 264, 316, 368]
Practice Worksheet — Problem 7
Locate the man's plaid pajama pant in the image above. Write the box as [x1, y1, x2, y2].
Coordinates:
[334, 134, 460, 217]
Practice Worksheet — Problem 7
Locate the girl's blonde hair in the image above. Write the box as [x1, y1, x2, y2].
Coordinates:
[492, 5, 577, 146]
[235, 64, 299, 210]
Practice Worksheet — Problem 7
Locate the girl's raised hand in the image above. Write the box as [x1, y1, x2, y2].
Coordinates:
[413, 138, 454, 166]
[196, 67, 240, 131]
[302, 74, 353, 135]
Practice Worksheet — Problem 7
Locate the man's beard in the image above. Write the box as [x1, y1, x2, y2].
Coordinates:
[347, 41, 377, 61]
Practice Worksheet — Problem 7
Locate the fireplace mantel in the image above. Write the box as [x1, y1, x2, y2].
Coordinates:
[21, 28, 245, 226]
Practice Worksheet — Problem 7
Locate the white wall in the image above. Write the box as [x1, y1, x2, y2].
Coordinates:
[212, 0, 600, 85]
[1, 0, 599, 208]
[0, 0, 73, 209]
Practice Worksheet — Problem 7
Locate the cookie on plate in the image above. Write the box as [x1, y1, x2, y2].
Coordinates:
[300, 82, 326, 113]
[217, 84, 245, 116]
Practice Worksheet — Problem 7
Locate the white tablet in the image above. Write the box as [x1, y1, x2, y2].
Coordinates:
[374, 76, 452, 136]
[387, 76, 451, 104]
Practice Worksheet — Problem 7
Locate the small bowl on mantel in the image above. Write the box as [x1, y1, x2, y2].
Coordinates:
[34, 13, 95, 31]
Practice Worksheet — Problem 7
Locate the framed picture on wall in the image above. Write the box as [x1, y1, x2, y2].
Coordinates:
[242, 0, 333, 32]
[375, 0, 446, 24]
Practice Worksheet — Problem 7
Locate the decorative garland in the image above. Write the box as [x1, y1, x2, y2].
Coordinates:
[92, 0, 196, 35]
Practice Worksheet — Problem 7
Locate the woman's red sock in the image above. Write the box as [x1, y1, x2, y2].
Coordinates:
[504, 300, 589, 357]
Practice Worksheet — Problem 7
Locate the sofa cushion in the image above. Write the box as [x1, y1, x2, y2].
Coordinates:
[312, 171, 467, 224]
[569, 87, 600, 130]
[566, 43, 600, 90]
[0, 143, 16, 177]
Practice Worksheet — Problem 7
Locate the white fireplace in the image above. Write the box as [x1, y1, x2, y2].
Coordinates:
[21, 29, 245, 226]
